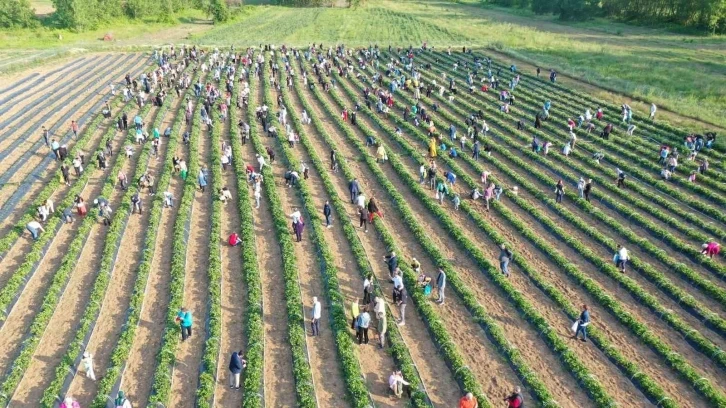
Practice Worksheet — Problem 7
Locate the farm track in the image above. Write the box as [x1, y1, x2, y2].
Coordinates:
[0, 56, 149, 240]
[167, 102, 213, 408]
[0, 102, 157, 380]
[63, 105, 174, 406]
[319, 66, 645, 406]
[342, 63, 726, 402]
[263, 78, 351, 408]
[403, 64, 726, 348]
[244, 72, 298, 408]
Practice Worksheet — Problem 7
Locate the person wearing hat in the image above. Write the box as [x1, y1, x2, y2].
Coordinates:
[81, 351, 96, 381]
[114, 390, 132, 408]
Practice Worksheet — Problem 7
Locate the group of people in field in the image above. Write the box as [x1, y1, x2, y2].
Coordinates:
[22, 40, 722, 408]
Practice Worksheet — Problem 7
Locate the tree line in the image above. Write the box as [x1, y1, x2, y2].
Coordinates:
[1, 0, 229, 30]
[489, 0, 726, 33]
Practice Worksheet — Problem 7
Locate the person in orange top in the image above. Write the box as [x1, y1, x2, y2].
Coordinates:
[459, 392, 478, 408]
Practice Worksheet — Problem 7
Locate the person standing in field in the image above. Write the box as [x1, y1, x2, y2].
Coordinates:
[614, 245, 629, 272]
[198, 168, 208, 192]
[81, 351, 96, 381]
[572, 304, 591, 342]
[436, 266, 446, 304]
[228, 350, 246, 389]
[70, 120, 79, 139]
[356, 306, 370, 344]
[323, 201, 332, 228]
[499, 244, 514, 277]
[311, 296, 321, 336]
[394, 284, 407, 326]
[176, 307, 193, 341]
[114, 390, 133, 408]
[555, 179, 565, 203]
[290, 207, 304, 242]
[584, 179, 593, 202]
[650, 103, 657, 120]
[349, 178, 361, 203]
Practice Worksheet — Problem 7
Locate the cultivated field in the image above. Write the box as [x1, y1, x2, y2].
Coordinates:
[0, 42, 725, 408]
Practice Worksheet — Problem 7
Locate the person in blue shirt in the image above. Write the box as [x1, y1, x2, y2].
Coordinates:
[228, 350, 246, 389]
[573, 304, 590, 342]
[449, 124, 456, 141]
[176, 307, 193, 341]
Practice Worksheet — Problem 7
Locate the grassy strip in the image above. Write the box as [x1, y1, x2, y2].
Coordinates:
[320, 59, 619, 408]
[343, 67, 726, 406]
[79, 60, 204, 408]
[248, 54, 317, 408]
[423, 51, 726, 239]
[377, 60, 726, 339]
[289, 56, 434, 408]
[232, 65, 265, 408]
[299, 56, 492, 408]
[273, 56, 382, 408]
[0, 71, 162, 406]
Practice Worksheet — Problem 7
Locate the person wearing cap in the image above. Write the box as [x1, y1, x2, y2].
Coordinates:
[81, 351, 96, 381]
[311, 296, 322, 336]
[114, 390, 132, 408]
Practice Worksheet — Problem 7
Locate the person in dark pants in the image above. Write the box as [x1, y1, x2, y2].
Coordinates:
[176, 307, 193, 341]
[584, 179, 592, 202]
[323, 201, 332, 227]
[311, 297, 321, 336]
[555, 180, 565, 203]
[616, 169, 626, 188]
[356, 308, 370, 344]
[573, 304, 590, 342]
[499, 244, 514, 277]
[359, 207, 369, 232]
[349, 178, 361, 203]
[384, 251, 398, 281]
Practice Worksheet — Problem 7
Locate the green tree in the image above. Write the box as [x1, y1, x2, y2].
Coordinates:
[207, 0, 229, 22]
[52, 0, 98, 30]
[158, 0, 175, 23]
[531, 0, 556, 14]
[0, 0, 38, 27]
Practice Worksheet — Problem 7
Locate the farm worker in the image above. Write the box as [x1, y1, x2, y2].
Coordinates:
[395, 284, 407, 325]
[60, 396, 80, 408]
[363, 274, 373, 305]
[290, 208, 304, 242]
[62, 207, 74, 224]
[572, 304, 591, 342]
[614, 245, 629, 272]
[311, 296, 322, 336]
[446, 171, 457, 186]
[176, 307, 193, 341]
[323, 201, 332, 227]
[368, 196, 383, 222]
[596, 108, 603, 120]
[114, 391, 132, 408]
[228, 232, 242, 247]
[504, 387, 524, 408]
[356, 193, 367, 210]
[376, 307, 387, 349]
[562, 142, 572, 157]
[459, 392, 479, 408]
[626, 124, 637, 136]
[472, 140, 480, 161]
[228, 351, 246, 389]
[163, 191, 174, 208]
[650, 103, 657, 120]
[131, 192, 142, 214]
[453, 192, 461, 210]
[26, 221, 45, 241]
[577, 178, 585, 199]
[484, 183, 494, 211]
[349, 178, 361, 203]
[70, 120, 79, 139]
[449, 124, 457, 141]
[389, 370, 410, 398]
[701, 241, 720, 258]
[429, 137, 437, 157]
[356, 307, 370, 344]
[376, 144, 387, 163]
[358, 207, 369, 232]
[616, 168, 626, 188]
[436, 267, 446, 304]
[499, 244, 514, 277]
[584, 179, 593, 202]
[198, 168, 208, 192]
[555, 180, 565, 203]
[81, 351, 95, 380]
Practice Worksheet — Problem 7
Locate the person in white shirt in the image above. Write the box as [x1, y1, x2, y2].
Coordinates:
[221, 154, 230, 170]
[257, 154, 266, 171]
[81, 351, 96, 381]
[650, 103, 657, 120]
[392, 268, 403, 288]
[356, 193, 366, 210]
[310, 297, 321, 336]
[38, 204, 50, 221]
[615, 245, 629, 272]
[163, 191, 174, 208]
[26, 221, 45, 240]
[388, 370, 410, 398]
[220, 187, 233, 204]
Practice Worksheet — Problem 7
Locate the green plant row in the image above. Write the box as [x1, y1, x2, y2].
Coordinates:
[434, 52, 726, 211]
[288, 58, 433, 408]
[0, 58, 146, 257]
[420, 51, 726, 254]
[331, 62, 631, 407]
[342, 68, 726, 405]
[464, 50, 726, 164]
[196, 58, 230, 408]
[383, 63, 726, 338]
[146, 56, 209, 407]
[232, 62, 265, 408]
[423, 51, 726, 228]
[0, 70, 162, 406]
[439, 50, 726, 184]
[296, 56, 492, 408]
[79, 59, 204, 408]
[273, 58, 376, 408]
[250, 57, 317, 408]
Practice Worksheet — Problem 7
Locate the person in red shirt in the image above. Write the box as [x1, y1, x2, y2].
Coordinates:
[70, 120, 79, 139]
[504, 386, 524, 408]
[228, 232, 242, 247]
[459, 392, 478, 408]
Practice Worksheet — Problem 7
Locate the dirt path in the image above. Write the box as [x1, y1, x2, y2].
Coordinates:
[0, 102, 156, 380]
[167, 117, 213, 407]
[212, 102, 247, 407]
[338, 72, 717, 403]
[260, 89, 351, 407]
[240, 82, 297, 408]
[284, 80, 412, 406]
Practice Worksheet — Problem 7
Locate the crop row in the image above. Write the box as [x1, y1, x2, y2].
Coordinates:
[0, 67, 163, 406]
[250, 57, 317, 407]
[288, 56, 434, 408]
[343, 64, 726, 405]
[387, 59, 726, 339]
